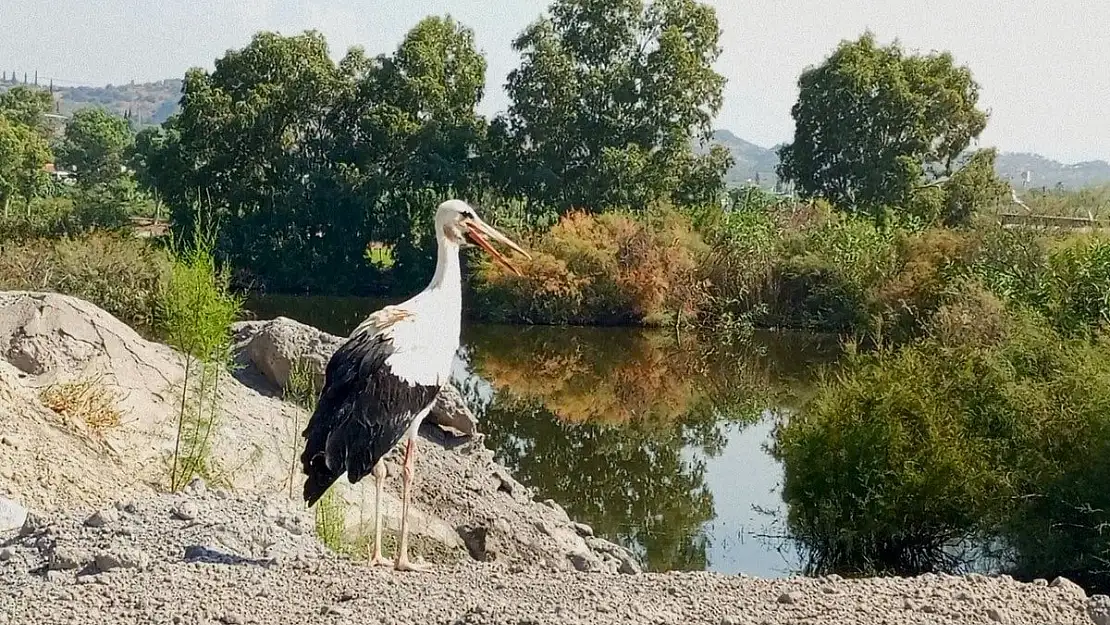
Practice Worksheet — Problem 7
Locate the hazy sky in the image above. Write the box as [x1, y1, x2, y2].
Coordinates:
[3, 0, 1107, 162]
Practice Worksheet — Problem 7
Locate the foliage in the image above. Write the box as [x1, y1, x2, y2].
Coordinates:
[155, 227, 242, 491]
[0, 232, 170, 332]
[55, 107, 134, 187]
[940, 148, 1009, 227]
[777, 32, 991, 222]
[472, 208, 708, 326]
[0, 114, 52, 217]
[491, 0, 731, 212]
[772, 311, 1110, 583]
[140, 20, 488, 295]
[0, 86, 54, 133]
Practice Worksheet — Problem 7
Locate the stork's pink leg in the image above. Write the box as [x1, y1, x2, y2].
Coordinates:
[394, 436, 431, 572]
[367, 459, 390, 566]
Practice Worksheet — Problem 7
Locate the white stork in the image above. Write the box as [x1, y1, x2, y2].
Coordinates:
[300, 199, 530, 571]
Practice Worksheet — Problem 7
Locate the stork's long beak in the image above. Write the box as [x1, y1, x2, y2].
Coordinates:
[464, 217, 531, 276]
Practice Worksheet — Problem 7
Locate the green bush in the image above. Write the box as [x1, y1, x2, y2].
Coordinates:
[0, 232, 171, 332]
[773, 310, 1110, 586]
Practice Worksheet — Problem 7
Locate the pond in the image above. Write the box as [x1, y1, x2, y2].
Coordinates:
[246, 294, 843, 577]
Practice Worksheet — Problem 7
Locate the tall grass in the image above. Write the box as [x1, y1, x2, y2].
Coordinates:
[156, 223, 242, 492]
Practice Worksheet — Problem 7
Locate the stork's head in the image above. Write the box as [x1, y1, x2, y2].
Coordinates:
[436, 199, 531, 276]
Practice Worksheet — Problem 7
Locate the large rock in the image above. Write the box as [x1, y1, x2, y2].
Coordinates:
[0, 496, 27, 532]
[230, 317, 478, 438]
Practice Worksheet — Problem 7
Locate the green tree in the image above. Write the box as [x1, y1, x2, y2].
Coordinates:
[0, 86, 54, 135]
[777, 33, 989, 221]
[493, 0, 732, 213]
[55, 107, 134, 187]
[939, 148, 1009, 227]
[151, 21, 489, 294]
[0, 115, 52, 217]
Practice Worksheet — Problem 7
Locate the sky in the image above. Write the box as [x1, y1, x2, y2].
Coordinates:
[2, 0, 1107, 163]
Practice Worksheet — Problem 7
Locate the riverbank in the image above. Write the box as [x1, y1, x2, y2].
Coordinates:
[3, 486, 1102, 625]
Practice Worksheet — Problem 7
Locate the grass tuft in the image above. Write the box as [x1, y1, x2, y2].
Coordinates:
[40, 374, 125, 436]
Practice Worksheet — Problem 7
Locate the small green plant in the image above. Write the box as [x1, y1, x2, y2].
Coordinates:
[313, 488, 347, 553]
[156, 215, 242, 492]
[284, 358, 318, 499]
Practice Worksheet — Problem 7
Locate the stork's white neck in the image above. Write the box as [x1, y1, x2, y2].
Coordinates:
[425, 232, 461, 296]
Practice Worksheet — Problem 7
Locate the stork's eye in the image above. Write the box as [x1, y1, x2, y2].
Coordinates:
[460, 209, 475, 219]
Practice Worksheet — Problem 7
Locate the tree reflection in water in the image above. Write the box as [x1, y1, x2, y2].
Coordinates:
[456, 325, 815, 572]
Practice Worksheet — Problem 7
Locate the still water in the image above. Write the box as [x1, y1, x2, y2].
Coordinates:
[246, 295, 843, 577]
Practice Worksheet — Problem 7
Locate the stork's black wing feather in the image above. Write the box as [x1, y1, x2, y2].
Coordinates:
[300, 329, 439, 506]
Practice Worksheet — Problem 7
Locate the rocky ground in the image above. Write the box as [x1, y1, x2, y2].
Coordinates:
[2, 481, 1105, 625]
[1, 290, 1108, 624]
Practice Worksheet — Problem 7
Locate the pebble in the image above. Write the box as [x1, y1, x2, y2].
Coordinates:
[171, 502, 199, 521]
[987, 607, 1007, 623]
[0, 547, 14, 561]
[94, 548, 149, 572]
[776, 592, 802, 605]
[0, 496, 27, 532]
[85, 507, 119, 527]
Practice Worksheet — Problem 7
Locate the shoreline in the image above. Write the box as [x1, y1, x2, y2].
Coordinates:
[0, 290, 1106, 624]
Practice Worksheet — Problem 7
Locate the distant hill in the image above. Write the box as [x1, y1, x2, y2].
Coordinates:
[705, 130, 1110, 192]
[700, 129, 784, 188]
[0, 77, 181, 127]
[993, 152, 1110, 191]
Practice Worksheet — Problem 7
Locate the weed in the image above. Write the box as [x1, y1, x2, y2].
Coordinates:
[40, 374, 126, 436]
[156, 215, 242, 492]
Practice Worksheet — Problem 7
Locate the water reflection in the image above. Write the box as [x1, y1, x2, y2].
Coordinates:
[458, 325, 840, 573]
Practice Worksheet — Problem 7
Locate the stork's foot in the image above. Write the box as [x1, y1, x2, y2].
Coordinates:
[368, 553, 392, 567]
[393, 555, 432, 572]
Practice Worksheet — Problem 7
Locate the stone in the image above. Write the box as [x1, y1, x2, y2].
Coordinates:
[1088, 595, 1110, 625]
[94, 547, 149, 572]
[776, 592, 802, 605]
[49, 546, 90, 571]
[570, 522, 593, 537]
[184, 477, 208, 497]
[1050, 576, 1086, 599]
[0, 547, 13, 561]
[986, 607, 1007, 623]
[720, 616, 744, 625]
[172, 502, 199, 521]
[0, 496, 27, 532]
[84, 508, 119, 528]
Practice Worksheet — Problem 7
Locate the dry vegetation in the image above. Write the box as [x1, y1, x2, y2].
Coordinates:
[39, 374, 126, 437]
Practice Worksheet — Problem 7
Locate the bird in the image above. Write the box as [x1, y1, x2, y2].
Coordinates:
[299, 199, 530, 572]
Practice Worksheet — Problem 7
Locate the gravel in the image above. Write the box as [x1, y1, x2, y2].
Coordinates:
[0, 483, 1102, 625]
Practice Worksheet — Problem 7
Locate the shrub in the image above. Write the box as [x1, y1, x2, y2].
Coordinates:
[472, 209, 708, 326]
[0, 232, 171, 332]
[773, 312, 1110, 585]
[156, 230, 242, 491]
[1040, 234, 1110, 336]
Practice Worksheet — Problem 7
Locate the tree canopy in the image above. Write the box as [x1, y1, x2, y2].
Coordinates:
[491, 0, 733, 212]
[777, 33, 996, 222]
[55, 107, 134, 187]
[140, 19, 489, 293]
